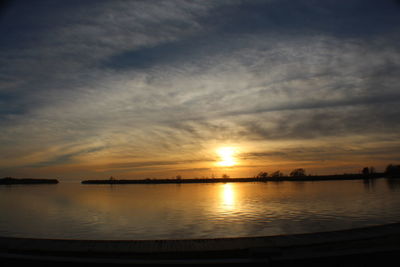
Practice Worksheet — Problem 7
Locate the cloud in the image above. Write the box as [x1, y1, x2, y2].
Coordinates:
[1, 0, 400, 178]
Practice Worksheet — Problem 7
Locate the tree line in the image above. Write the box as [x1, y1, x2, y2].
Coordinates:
[256, 168, 306, 179]
[256, 164, 400, 179]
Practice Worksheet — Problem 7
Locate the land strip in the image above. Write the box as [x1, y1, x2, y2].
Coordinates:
[0, 177, 59, 185]
[81, 173, 385, 184]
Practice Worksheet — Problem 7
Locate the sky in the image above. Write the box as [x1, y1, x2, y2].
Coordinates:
[1, 0, 400, 180]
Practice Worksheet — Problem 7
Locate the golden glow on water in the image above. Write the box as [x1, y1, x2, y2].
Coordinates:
[216, 147, 237, 167]
[1, 180, 400, 240]
[220, 183, 236, 210]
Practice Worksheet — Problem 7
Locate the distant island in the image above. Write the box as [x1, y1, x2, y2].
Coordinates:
[0, 177, 59, 185]
[81, 173, 386, 185]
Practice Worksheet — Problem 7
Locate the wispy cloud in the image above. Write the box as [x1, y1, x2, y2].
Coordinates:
[1, 0, 400, 178]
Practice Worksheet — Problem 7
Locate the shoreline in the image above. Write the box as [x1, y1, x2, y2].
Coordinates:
[0, 177, 59, 185]
[81, 173, 385, 184]
[1, 175, 392, 185]
[1, 222, 400, 265]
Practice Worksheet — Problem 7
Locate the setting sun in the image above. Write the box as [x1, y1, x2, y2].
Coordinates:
[216, 147, 237, 167]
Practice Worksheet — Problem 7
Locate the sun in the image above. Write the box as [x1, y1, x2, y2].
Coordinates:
[216, 147, 237, 167]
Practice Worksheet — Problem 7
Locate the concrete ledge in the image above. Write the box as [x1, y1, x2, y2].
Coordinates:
[1, 223, 400, 265]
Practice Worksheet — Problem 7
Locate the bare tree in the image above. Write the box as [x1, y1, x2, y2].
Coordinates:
[256, 172, 268, 179]
[271, 170, 284, 178]
[385, 164, 400, 178]
[369, 166, 375, 174]
[290, 168, 306, 177]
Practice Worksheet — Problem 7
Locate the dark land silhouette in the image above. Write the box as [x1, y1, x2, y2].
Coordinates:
[81, 172, 387, 185]
[2, 164, 399, 185]
[81, 164, 400, 185]
[0, 177, 59, 185]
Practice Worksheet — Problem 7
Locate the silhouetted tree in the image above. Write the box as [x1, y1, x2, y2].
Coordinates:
[271, 170, 284, 178]
[290, 168, 306, 177]
[369, 166, 376, 174]
[256, 172, 268, 179]
[385, 164, 400, 178]
[222, 174, 230, 179]
[362, 167, 370, 176]
[176, 175, 182, 180]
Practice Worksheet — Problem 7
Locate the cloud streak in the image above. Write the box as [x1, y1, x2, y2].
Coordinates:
[1, 0, 400, 178]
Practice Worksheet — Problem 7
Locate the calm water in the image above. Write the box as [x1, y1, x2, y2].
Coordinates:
[1, 178, 400, 240]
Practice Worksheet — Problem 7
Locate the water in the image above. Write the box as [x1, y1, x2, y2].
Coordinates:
[1, 178, 400, 240]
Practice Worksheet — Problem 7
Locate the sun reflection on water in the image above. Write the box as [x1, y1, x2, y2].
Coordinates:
[220, 183, 236, 210]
